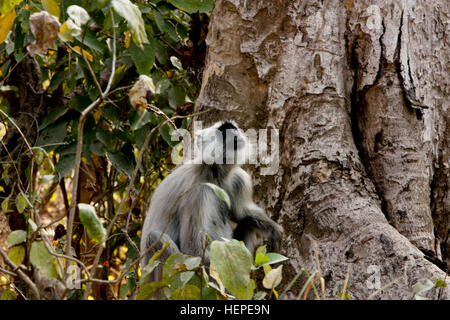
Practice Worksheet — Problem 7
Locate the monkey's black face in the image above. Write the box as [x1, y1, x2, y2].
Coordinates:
[219, 121, 247, 164]
[197, 120, 248, 165]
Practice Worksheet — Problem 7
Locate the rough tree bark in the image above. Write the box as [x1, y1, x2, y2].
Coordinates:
[195, 0, 449, 299]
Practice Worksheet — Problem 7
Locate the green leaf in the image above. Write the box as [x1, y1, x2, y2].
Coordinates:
[150, 36, 167, 65]
[78, 203, 106, 246]
[254, 245, 269, 267]
[264, 253, 288, 266]
[48, 70, 66, 92]
[170, 285, 201, 300]
[168, 85, 185, 109]
[55, 154, 76, 179]
[170, 56, 182, 71]
[130, 109, 152, 131]
[159, 123, 178, 147]
[120, 281, 129, 299]
[1, 196, 10, 212]
[166, 0, 214, 14]
[69, 95, 92, 113]
[203, 183, 231, 209]
[209, 239, 256, 300]
[96, 129, 115, 150]
[0, 0, 23, 15]
[15, 194, 27, 213]
[184, 257, 201, 270]
[129, 41, 155, 75]
[42, 0, 61, 18]
[435, 280, 447, 288]
[110, 64, 128, 89]
[152, 10, 166, 33]
[136, 282, 166, 300]
[7, 230, 26, 247]
[75, 30, 106, 54]
[36, 121, 67, 151]
[111, 0, 149, 47]
[8, 245, 25, 265]
[0, 289, 17, 300]
[30, 241, 58, 278]
[39, 105, 68, 130]
[106, 151, 135, 177]
[0, 8, 16, 44]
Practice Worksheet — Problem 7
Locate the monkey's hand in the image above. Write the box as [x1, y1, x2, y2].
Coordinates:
[267, 222, 283, 252]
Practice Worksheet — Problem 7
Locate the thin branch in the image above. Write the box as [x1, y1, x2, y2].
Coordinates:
[66, 11, 117, 265]
[0, 248, 40, 299]
[0, 266, 17, 277]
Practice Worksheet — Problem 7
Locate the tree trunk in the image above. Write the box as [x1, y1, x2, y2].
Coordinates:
[196, 0, 449, 299]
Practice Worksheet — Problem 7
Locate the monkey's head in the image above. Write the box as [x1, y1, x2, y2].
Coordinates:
[195, 120, 249, 166]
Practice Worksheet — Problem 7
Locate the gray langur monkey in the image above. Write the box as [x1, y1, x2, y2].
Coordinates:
[140, 120, 283, 283]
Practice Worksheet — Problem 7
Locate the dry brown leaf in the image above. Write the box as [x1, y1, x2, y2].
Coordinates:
[27, 11, 61, 55]
[129, 75, 156, 111]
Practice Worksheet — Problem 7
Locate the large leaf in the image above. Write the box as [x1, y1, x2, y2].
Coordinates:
[168, 85, 185, 109]
[262, 265, 283, 289]
[0, 0, 23, 15]
[42, 0, 60, 18]
[136, 282, 166, 300]
[254, 245, 270, 267]
[55, 154, 76, 179]
[111, 0, 148, 47]
[129, 41, 155, 75]
[36, 121, 67, 151]
[203, 183, 231, 209]
[166, 0, 214, 14]
[15, 193, 27, 213]
[78, 204, 106, 246]
[0, 289, 17, 300]
[130, 109, 152, 131]
[8, 245, 25, 265]
[209, 239, 256, 300]
[170, 285, 201, 300]
[6, 230, 26, 247]
[30, 241, 58, 278]
[0, 8, 16, 44]
[159, 123, 178, 147]
[106, 150, 135, 177]
[39, 105, 68, 130]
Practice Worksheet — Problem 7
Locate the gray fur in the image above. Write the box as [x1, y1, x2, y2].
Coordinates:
[140, 121, 283, 284]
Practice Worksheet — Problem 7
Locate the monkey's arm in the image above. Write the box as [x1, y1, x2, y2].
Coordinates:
[228, 168, 283, 252]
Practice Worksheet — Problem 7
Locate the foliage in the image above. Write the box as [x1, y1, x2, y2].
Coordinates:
[0, 0, 209, 300]
[137, 240, 288, 300]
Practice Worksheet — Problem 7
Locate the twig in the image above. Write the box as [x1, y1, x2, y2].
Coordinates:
[0, 248, 40, 299]
[66, 10, 117, 266]
[279, 268, 305, 300]
[0, 266, 17, 277]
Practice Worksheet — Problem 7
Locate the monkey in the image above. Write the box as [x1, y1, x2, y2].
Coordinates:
[140, 120, 283, 285]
